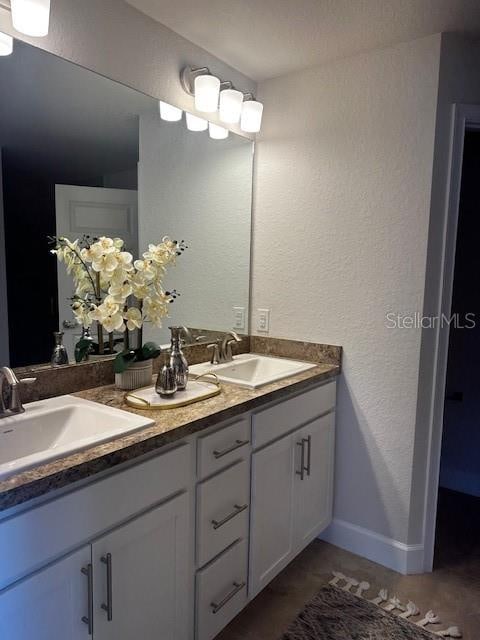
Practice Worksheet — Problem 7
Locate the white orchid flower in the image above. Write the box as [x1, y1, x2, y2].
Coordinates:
[97, 236, 116, 253]
[109, 281, 133, 303]
[143, 295, 170, 327]
[124, 307, 143, 331]
[133, 259, 155, 281]
[92, 252, 118, 274]
[117, 251, 134, 271]
[143, 241, 176, 266]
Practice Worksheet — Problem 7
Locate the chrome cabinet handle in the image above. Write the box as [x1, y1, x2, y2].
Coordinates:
[210, 581, 246, 614]
[211, 503, 248, 530]
[101, 553, 113, 621]
[296, 440, 305, 480]
[305, 435, 312, 476]
[81, 564, 93, 635]
[213, 438, 249, 459]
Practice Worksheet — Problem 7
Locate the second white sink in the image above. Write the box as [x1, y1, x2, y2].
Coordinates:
[190, 354, 316, 389]
[0, 395, 154, 480]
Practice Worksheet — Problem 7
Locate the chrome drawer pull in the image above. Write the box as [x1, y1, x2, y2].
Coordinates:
[211, 503, 248, 530]
[101, 553, 113, 621]
[81, 564, 93, 635]
[210, 581, 246, 614]
[213, 438, 249, 459]
[296, 440, 305, 480]
[305, 435, 312, 476]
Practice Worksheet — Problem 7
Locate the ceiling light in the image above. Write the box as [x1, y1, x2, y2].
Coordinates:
[11, 0, 51, 37]
[219, 89, 244, 124]
[0, 32, 13, 56]
[194, 74, 220, 113]
[186, 112, 208, 132]
[240, 100, 264, 133]
[209, 122, 229, 140]
[159, 101, 182, 122]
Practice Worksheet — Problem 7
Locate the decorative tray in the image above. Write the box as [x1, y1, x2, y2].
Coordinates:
[124, 373, 221, 410]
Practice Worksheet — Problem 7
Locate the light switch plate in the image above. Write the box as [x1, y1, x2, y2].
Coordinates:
[257, 308, 270, 333]
[233, 306, 246, 330]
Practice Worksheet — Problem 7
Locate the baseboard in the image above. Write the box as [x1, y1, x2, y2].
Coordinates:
[319, 518, 425, 575]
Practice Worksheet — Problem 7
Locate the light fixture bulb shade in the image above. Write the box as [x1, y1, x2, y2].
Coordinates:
[159, 101, 182, 122]
[186, 112, 208, 131]
[240, 100, 264, 133]
[11, 0, 51, 37]
[194, 74, 220, 112]
[0, 32, 13, 56]
[208, 122, 229, 140]
[219, 89, 244, 124]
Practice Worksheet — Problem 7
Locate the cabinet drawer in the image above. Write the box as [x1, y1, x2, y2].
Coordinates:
[0, 443, 191, 590]
[253, 381, 336, 449]
[197, 417, 250, 479]
[196, 538, 248, 640]
[197, 460, 250, 567]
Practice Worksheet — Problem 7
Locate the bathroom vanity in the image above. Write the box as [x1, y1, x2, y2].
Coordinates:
[0, 29, 340, 640]
[0, 362, 338, 640]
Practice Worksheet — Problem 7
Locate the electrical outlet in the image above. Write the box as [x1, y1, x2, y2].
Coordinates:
[257, 308, 270, 333]
[233, 306, 245, 330]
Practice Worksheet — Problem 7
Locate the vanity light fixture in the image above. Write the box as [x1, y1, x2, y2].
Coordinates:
[209, 122, 229, 140]
[180, 66, 263, 134]
[219, 88, 244, 124]
[10, 0, 50, 37]
[194, 74, 220, 112]
[0, 31, 13, 55]
[159, 100, 182, 122]
[186, 112, 208, 132]
[240, 97, 264, 133]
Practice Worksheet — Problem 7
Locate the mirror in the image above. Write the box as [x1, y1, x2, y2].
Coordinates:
[0, 40, 253, 368]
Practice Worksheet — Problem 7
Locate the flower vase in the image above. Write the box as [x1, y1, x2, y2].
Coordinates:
[115, 359, 153, 390]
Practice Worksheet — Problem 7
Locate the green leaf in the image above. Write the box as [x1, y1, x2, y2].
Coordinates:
[74, 338, 93, 363]
[140, 341, 161, 361]
[114, 350, 137, 373]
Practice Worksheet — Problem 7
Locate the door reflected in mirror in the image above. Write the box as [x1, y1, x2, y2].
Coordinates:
[0, 40, 253, 368]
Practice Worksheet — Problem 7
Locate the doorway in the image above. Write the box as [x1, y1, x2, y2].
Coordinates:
[433, 129, 480, 573]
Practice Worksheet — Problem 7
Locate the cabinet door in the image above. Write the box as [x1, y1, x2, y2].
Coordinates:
[0, 545, 92, 640]
[92, 492, 190, 640]
[249, 434, 295, 598]
[293, 413, 335, 551]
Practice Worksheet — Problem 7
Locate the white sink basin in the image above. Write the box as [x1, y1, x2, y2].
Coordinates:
[190, 354, 316, 389]
[0, 395, 154, 480]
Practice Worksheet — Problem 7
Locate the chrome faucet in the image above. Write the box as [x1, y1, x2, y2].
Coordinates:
[0, 367, 36, 418]
[220, 331, 242, 363]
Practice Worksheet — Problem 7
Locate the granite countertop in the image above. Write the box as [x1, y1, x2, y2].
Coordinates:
[0, 361, 339, 512]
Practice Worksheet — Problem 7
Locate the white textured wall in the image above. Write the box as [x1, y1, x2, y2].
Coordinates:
[253, 35, 442, 546]
[138, 115, 252, 344]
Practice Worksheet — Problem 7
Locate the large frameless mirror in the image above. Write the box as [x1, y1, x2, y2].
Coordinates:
[0, 40, 253, 368]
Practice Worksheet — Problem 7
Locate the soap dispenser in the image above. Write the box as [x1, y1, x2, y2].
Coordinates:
[155, 350, 178, 398]
[169, 326, 189, 390]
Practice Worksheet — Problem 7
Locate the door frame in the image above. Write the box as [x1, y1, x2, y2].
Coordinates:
[423, 104, 480, 571]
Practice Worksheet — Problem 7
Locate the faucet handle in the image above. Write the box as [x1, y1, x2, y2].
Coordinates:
[207, 342, 221, 365]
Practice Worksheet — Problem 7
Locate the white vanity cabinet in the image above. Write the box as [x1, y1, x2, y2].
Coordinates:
[0, 443, 192, 640]
[92, 492, 189, 640]
[0, 546, 92, 640]
[0, 377, 337, 640]
[0, 494, 189, 640]
[249, 383, 336, 598]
